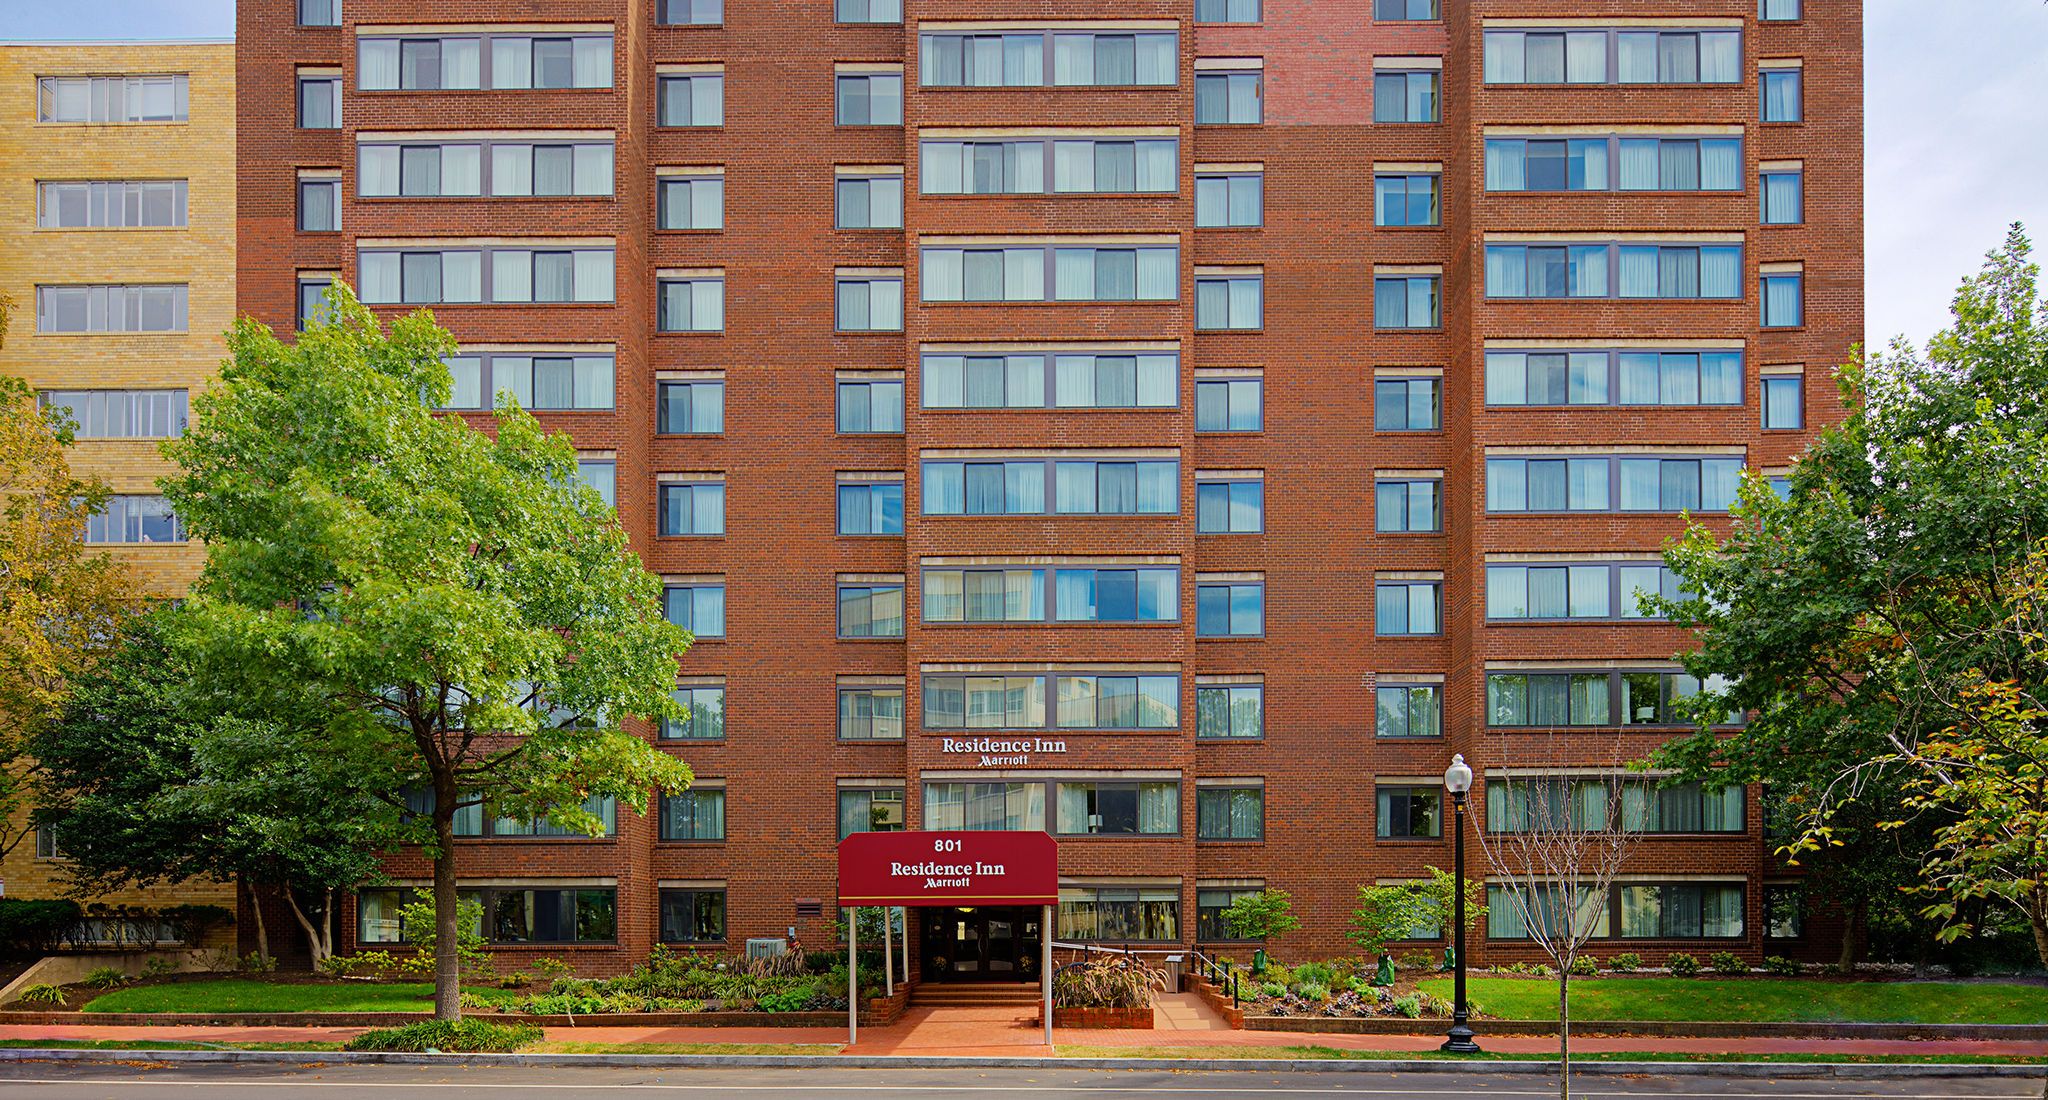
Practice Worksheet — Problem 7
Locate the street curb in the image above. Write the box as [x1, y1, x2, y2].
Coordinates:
[0, 1047, 2041, 1079]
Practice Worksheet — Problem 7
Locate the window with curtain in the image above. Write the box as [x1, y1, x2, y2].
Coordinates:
[1761, 170, 1803, 225]
[657, 175, 724, 229]
[1374, 173, 1439, 226]
[1376, 786, 1442, 838]
[1059, 887, 1180, 942]
[1485, 673, 1612, 727]
[658, 483, 725, 537]
[1618, 884, 1744, 938]
[1759, 0, 1799, 19]
[1762, 375, 1804, 429]
[1485, 457, 1611, 512]
[1196, 582, 1264, 636]
[835, 378, 903, 431]
[1057, 783, 1180, 835]
[660, 685, 725, 740]
[835, 174, 904, 229]
[837, 787, 905, 837]
[837, 584, 905, 638]
[1194, 72, 1263, 124]
[924, 782, 1047, 830]
[1486, 139, 1608, 192]
[1373, 276, 1439, 328]
[1195, 479, 1263, 533]
[1052, 568, 1177, 623]
[656, 380, 724, 434]
[836, 73, 904, 125]
[658, 74, 724, 126]
[1055, 675, 1179, 729]
[1761, 69, 1802, 122]
[658, 888, 725, 944]
[1374, 377, 1440, 430]
[1196, 172, 1264, 227]
[656, 278, 724, 331]
[837, 692, 905, 742]
[297, 76, 339, 128]
[297, 179, 338, 231]
[1196, 685, 1263, 739]
[837, 482, 904, 536]
[662, 583, 726, 636]
[1373, 70, 1438, 122]
[1375, 0, 1438, 18]
[1375, 582, 1440, 636]
[921, 677, 1047, 731]
[1197, 787, 1264, 839]
[660, 790, 726, 841]
[1486, 564, 1614, 620]
[1762, 273, 1803, 327]
[835, 277, 903, 331]
[1194, 276, 1263, 330]
[1195, 377, 1261, 431]
[836, 0, 900, 22]
[85, 496, 185, 544]
[1375, 479, 1441, 533]
[1197, 0, 1261, 22]
[1376, 684, 1441, 738]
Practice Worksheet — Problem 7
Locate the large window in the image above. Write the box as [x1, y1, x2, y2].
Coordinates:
[1618, 883, 1745, 938]
[836, 173, 903, 228]
[1485, 137, 1740, 192]
[925, 782, 1046, 831]
[1485, 243, 1741, 300]
[38, 75, 187, 123]
[1058, 887, 1179, 941]
[36, 284, 187, 333]
[86, 496, 184, 544]
[923, 352, 1176, 410]
[1195, 275, 1263, 330]
[1196, 376, 1261, 432]
[1376, 785, 1441, 839]
[923, 139, 1176, 196]
[1483, 28, 1740, 86]
[660, 789, 726, 841]
[439, 353, 613, 411]
[838, 582, 906, 639]
[839, 689, 905, 741]
[357, 140, 612, 198]
[1195, 477, 1263, 533]
[657, 277, 724, 331]
[1374, 173, 1440, 226]
[836, 72, 904, 125]
[1486, 349, 1742, 408]
[1376, 683, 1441, 738]
[919, 31, 1176, 88]
[662, 582, 727, 636]
[1056, 782, 1179, 836]
[39, 390, 186, 439]
[657, 380, 724, 434]
[1485, 778, 1744, 834]
[1195, 71, 1263, 124]
[839, 788, 906, 837]
[1376, 479, 1441, 534]
[1196, 171, 1263, 226]
[838, 482, 905, 536]
[1485, 562, 1692, 621]
[922, 673, 1179, 731]
[1375, 581, 1440, 636]
[358, 34, 611, 90]
[658, 74, 725, 126]
[923, 566, 1176, 623]
[1196, 580, 1264, 637]
[1196, 786, 1263, 840]
[1196, 684, 1263, 739]
[837, 378, 904, 432]
[922, 245, 1177, 303]
[1373, 70, 1439, 123]
[358, 886, 616, 945]
[38, 180, 187, 228]
[659, 888, 725, 943]
[1486, 455, 1742, 514]
[922, 458, 1177, 517]
[1374, 276, 1439, 329]
[661, 684, 726, 741]
[836, 275, 904, 331]
[660, 484, 726, 536]
[1485, 670, 1740, 728]
[1198, 885, 1265, 940]
[358, 246, 614, 305]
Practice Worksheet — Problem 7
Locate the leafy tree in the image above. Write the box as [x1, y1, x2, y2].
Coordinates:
[1348, 884, 1438, 958]
[158, 286, 693, 1018]
[1221, 888, 1302, 942]
[1655, 225, 2048, 969]
[0, 372, 128, 862]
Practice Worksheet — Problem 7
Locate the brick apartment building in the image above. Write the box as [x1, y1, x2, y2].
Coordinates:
[234, 0, 1860, 976]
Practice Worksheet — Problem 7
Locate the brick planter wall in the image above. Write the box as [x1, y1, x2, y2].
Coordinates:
[1035, 1005, 1154, 1029]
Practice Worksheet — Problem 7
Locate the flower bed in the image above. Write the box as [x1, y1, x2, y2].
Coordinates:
[456, 947, 887, 1018]
[1222, 957, 1459, 1022]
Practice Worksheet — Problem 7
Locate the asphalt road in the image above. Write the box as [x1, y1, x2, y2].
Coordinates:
[0, 1063, 2040, 1099]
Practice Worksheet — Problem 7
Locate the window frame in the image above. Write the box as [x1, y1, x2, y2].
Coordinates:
[657, 886, 727, 944]
[1195, 683, 1264, 740]
[920, 671, 1181, 733]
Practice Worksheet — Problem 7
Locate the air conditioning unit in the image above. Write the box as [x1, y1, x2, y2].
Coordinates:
[745, 937, 788, 960]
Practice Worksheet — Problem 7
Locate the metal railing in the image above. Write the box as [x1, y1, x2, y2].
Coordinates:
[1187, 948, 1243, 1009]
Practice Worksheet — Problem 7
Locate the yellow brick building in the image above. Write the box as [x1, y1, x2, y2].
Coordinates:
[0, 41, 236, 935]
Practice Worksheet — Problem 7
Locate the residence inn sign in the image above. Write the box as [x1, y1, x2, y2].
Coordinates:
[836, 830, 1059, 908]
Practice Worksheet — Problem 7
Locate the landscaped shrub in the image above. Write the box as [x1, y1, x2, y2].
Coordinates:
[0, 899, 83, 958]
[757, 988, 810, 1013]
[530, 957, 574, 982]
[15, 983, 65, 1005]
[1259, 981, 1286, 999]
[1396, 950, 1437, 972]
[240, 951, 277, 973]
[1568, 955, 1598, 977]
[1709, 951, 1747, 976]
[1416, 992, 1454, 1018]
[1667, 952, 1701, 977]
[1762, 955, 1802, 976]
[1293, 982, 1329, 1002]
[1390, 993, 1423, 1019]
[141, 957, 176, 980]
[1608, 953, 1641, 973]
[1291, 961, 1334, 987]
[1052, 960, 1155, 1009]
[82, 966, 129, 990]
[343, 1019, 540, 1053]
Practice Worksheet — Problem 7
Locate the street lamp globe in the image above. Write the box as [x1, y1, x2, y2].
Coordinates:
[1443, 753, 1473, 796]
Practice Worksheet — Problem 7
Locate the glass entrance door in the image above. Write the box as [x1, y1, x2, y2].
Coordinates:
[921, 908, 1043, 982]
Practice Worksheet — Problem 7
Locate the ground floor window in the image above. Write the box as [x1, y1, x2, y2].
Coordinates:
[659, 887, 726, 944]
[1058, 886, 1179, 942]
[1486, 882, 1744, 941]
[356, 886, 617, 945]
[1196, 885, 1263, 941]
[1763, 883, 1804, 939]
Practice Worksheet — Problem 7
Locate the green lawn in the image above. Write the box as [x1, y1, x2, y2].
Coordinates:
[535, 1042, 845, 1056]
[1054, 1044, 2048, 1066]
[81, 980, 436, 1015]
[1415, 976, 2048, 1025]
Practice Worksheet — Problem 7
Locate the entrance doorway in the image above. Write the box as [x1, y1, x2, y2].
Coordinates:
[920, 907, 1042, 982]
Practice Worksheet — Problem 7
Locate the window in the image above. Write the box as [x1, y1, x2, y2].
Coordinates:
[573, 460, 615, 507]
[836, 275, 904, 331]
[921, 245, 1177, 303]
[1196, 581, 1264, 637]
[656, 380, 723, 434]
[1618, 884, 1744, 938]
[1485, 884, 1604, 940]
[660, 483, 726, 536]
[1195, 172, 1262, 228]
[657, 277, 724, 331]
[1050, 567, 1178, 623]
[1195, 377, 1260, 432]
[1763, 885, 1804, 938]
[1059, 887, 1179, 942]
[1760, 0, 1800, 19]
[1377, 786, 1442, 839]
[839, 689, 905, 742]
[1375, 479, 1441, 533]
[1194, 71, 1263, 124]
[1196, 684, 1263, 739]
[924, 352, 1176, 411]
[359, 246, 613, 305]
[662, 685, 725, 740]
[39, 390, 187, 439]
[919, 31, 1175, 88]
[1198, 885, 1265, 940]
[295, 178, 339, 231]
[1623, 671, 1740, 726]
[1621, 457, 1742, 512]
[1762, 375, 1804, 430]
[1489, 561, 1687, 621]
[922, 458, 1177, 517]
[838, 0, 900, 22]
[359, 885, 615, 944]
[838, 482, 904, 536]
[1761, 169, 1803, 225]
[1761, 68, 1803, 122]
[1374, 377, 1440, 431]
[838, 582, 905, 638]
[359, 34, 607, 90]
[1373, 173, 1440, 227]
[299, 0, 339, 25]
[663, 582, 726, 635]
[837, 73, 904, 125]
[439, 353, 614, 411]
[659, 888, 725, 943]
[1195, 477, 1263, 533]
[1762, 273, 1803, 327]
[658, 74, 724, 126]
[1484, 138, 1608, 191]
[1487, 456, 1739, 513]
[1196, 786, 1263, 840]
[1373, 70, 1439, 123]
[1373, 276, 1439, 328]
[37, 75, 188, 123]
[1376, 683, 1441, 738]
[658, 174, 724, 229]
[1375, 0, 1437, 18]
[660, 789, 726, 840]
[87, 496, 184, 544]
[1487, 349, 1742, 408]
[1195, 275, 1262, 330]
[1197, 0, 1260, 23]
[922, 673, 1179, 731]
[36, 285, 187, 333]
[298, 277, 333, 330]
[1487, 243, 1741, 300]
[356, 143, 482, 198]
[660, 0, 723, 25]
[836, 378, 904, 432]
[1484, 671, 1738, 728]
[836, 174, 903, 228]
[1488, 28, 1741, 85]
[925, 782, 1046, 830]
[1375, 581, 1440, 636]
[489, 143, 615, 197]
[38, 180, 188, 228]
[1057, 782, 1179, 836]
[34, 826, 64, 861]
[298, 74, 340, 128]
[839, 788, 906, 837]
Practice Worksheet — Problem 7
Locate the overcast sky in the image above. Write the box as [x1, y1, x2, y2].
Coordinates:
[9, 0, 2046, 351]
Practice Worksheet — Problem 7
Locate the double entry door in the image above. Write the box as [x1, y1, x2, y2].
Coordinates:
[921, 907, 1042, 982]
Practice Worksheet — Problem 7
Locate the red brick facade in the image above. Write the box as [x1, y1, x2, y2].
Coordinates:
[235, 0, 1861, 973]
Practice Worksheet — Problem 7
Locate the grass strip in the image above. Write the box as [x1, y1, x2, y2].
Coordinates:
[1053, 1043, 2048, 1065]
[1414, 976, 2048, 1026]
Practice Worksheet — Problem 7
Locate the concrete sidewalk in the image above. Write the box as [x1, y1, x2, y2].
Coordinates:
[3, 992, 2044, 1061]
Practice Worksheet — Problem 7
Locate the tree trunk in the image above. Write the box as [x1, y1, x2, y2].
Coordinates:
[283, 886, 334, 969]
[1557, 967, 1572, 1100]
[1837, 898, 1866, 973]
[432, 775, 462, 1022]
[2028, 887, 2048, 973]
[246, 879, 270, 966]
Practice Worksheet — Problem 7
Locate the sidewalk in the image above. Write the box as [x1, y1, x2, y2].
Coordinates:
[2, 993, 2043, 1061]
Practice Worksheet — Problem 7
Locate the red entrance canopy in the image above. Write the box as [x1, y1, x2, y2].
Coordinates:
[836, 830, 1058, 908]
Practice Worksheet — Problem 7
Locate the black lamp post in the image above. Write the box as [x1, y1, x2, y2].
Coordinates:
[1441, 753, 1480, 1054]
